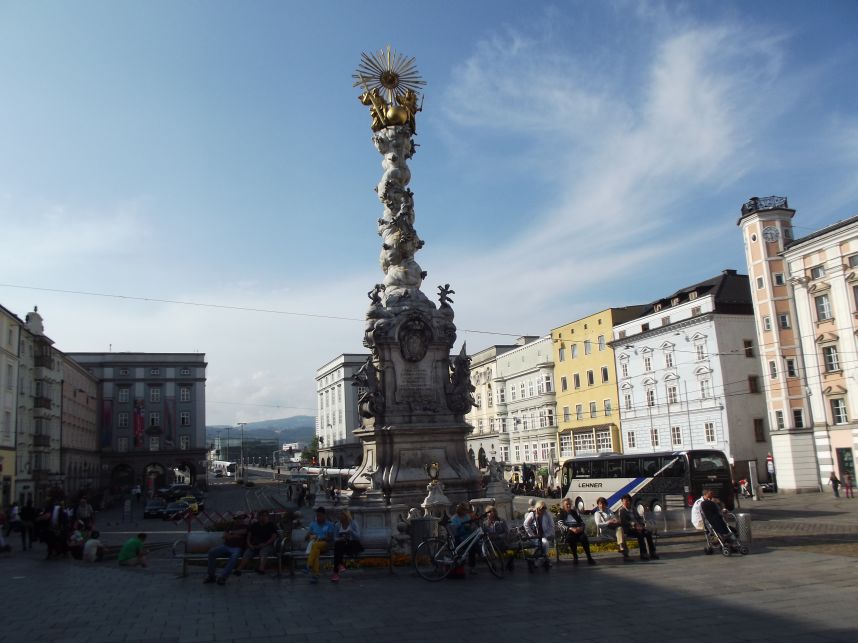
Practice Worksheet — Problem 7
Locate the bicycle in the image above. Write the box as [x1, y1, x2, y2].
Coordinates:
[413, 512, 505, 581]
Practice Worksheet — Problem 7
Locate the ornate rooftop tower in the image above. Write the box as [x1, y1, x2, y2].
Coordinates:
[348, 47, 481, 507]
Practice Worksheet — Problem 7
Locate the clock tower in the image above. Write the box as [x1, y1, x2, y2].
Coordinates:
[738, 196, 819, 492]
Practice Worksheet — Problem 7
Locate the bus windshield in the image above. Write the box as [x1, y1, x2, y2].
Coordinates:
[690, 452, 730, 475]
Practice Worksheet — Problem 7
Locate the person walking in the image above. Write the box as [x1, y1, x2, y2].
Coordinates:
[843, 472, 854, 499]
[20, 501, 36, 551]
[829, 472, 841, 498]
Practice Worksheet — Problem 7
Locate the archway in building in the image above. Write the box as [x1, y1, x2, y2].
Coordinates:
[478, 448, 488, 469]
[338, 455, 344, 468]
[468, 448, 476, 465]
[176, 460, 197, 486]
[111, 464, 134, 493]
[143, 463, 167, 496]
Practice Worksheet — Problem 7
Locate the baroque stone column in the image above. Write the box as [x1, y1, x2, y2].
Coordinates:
[349, 49, 482, 509]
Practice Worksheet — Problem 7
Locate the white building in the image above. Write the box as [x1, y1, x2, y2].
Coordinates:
[465, 343, 517, 469]
[612, 270, 770, 480]
[315, 354, 368, 468]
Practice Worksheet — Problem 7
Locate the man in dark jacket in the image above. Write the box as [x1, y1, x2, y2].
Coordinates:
[557, 497, 595, 565]
[619, 494, 659, 561]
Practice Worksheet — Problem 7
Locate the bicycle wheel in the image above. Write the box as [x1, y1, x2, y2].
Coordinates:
[414, 538, 455, 581]
[482, 538, 504, 579]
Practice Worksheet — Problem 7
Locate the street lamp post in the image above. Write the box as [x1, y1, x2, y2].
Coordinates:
[238, 422, 246, 479]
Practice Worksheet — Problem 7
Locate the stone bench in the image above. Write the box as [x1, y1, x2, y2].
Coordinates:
[171, 531, 287, 578]
[281, 527, 395, 576]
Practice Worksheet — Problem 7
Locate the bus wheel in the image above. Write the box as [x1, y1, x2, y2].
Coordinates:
[651, 501, 664, 513]
[635, 500, 647, 517]
[575, 497, 585, 512]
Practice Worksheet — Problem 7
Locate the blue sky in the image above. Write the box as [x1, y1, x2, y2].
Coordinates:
[1, 1, 857, 424]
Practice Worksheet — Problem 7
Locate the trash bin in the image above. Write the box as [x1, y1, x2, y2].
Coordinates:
[734, 511, 752, 549]
[410, 516, 439, 557]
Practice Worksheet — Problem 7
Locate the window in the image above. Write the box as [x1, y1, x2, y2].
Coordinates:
[180, 411, 191, 426]
[849, 255, 858, 268]
[487, 388, 493, 407]
[558, 347, 565, 362]
[671, 426, 682, 445]
[598, 335, 605, 351]
[646, 389, 655, 407]
[778, 313, 790, 329]
[510, 386, 517, 401]
[560, 433, 572, 457]
[584, 340, 592, 355]
[810, 264, 825, 279]
[563, 406, 570, 422]
[743, 340, 754, 358]
[661, 316, 671, 326]
[519, 383, 525, 399]
[180, 367, 191, 376]
[793, 408, 804, 429]
[854, 285, 858, 311]
[150, 387, 161, 403]
[601, 366, 609, 383]
[179, 387, 191, 402]
[823, 346, 839, 372]
[641, 323, 650, 332]
[540, 442, 550, 461]
[748, 376, 760, 394]
[542, 375, 552, 393]
[117, 437, 129, 452]
[644, 356, 652, 372]
[754, 419, 766, 442]
[575, 404, 583, 420]
[586, 370, 594, 386]
[691, 306, 702, 316]
[478, 418, 485, 432]
[667, 385, 678, 405]
[560, 376, 568, 392]
[775, 410, 785, 430]
[527, 380, 535, 397]
[699, 379, 711, 399]
[604, 399, 612, 416]
[149, 368, 160, 376]
[831, 399, 848, 425]
[514, 445, 520, 461]
[596, 429, 612, 452]
[498, 387, 505, 403]
[149, 412, 160, 427]
[573, 432, 595, 454]
[118, 388, 130, 403]
[650, 428, 660, 447]
[786, 358, 797, 377]
[621, 362, 629, 377]
[696, 344, 706, 360]
[774, 273, 785, 286]
[626, 431, 636, 449]
[756, 276, 764, 289]
[180, 435, 190, 450]
[589, 401, 597, 418]
[571, 344, 578, 359]
[573, 373, 581, 389]
[763, 316, 772, 331]
[119, 368, 129, 376]
[704, 422, 716, 444]
[618, 330, 626, 339]
[815, 294, 832, 321]
[118, 413, 129, 428]
[769, 361, 777, 379]
[523, 444, 530, 462]
[149, 436, 160, 451]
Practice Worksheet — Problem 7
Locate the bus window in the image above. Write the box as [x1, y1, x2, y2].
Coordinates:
[691, 453, 730, 474]
[660, 456, 686, 477]
[573, 461, 592, 478]
[590, 461, 605, 478]
[605, 460, 623, 478]
[641, 458, 659, 476]
[561, 464, 572, 493]
[624, 459, 640, 477]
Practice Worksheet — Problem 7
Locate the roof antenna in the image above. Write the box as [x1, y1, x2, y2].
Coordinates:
[109, 343, 112, 352]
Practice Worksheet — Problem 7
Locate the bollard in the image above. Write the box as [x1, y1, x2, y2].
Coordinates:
[734, 511, 752, 549]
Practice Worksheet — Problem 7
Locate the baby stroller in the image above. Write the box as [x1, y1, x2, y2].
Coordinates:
[703, 513, 749, 557]
[507, 525, 552, 572]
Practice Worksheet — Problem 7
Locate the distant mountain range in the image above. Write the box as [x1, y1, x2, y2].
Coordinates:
[206, 415, 315, 443]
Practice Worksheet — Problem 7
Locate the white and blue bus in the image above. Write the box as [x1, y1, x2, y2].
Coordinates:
[212, 460, 238, 478]
[560, 449, 735, 515]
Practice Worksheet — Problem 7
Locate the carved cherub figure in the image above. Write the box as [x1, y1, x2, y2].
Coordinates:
[438, 283, 455, 307]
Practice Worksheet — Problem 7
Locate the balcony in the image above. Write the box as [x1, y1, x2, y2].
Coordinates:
[33, 434, 51, 448]
[741, 195, 789, 216]
[34, 396, 52, 410]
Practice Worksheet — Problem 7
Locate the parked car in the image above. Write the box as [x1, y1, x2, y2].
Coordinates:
[214, 471, 224, 478]
[178, 496, 200, 513]
[143, 498, 166, 519]
[163, 501, 190, 520]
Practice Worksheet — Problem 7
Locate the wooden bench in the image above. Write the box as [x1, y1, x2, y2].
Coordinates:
[171, 532, 288, 578]
[281, 527, 395, 576]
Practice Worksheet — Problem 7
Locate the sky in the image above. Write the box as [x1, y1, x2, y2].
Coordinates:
[1, 1, 857, 425]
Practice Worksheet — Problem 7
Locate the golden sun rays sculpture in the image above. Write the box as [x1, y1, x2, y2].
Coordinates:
[353, 46, 425, 132]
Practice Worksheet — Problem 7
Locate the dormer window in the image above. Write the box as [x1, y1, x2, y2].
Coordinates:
[689, 291, 698, 300]
[654, 303, 662, 312]
[671, 297, 680, 307]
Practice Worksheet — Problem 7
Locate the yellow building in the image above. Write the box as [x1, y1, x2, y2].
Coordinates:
[551, 307, 646, 460]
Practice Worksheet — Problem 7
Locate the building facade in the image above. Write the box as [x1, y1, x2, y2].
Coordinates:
[60, 356, 99, 498]
[551, 307, 646, 460]
[465, 343, 516, 470]
[0, 305, 22, 507]
[68, 352, 207, 494]
[612, 270, 770, 481]
[315, 354, 367, 468]
[782, 213, 858, 487]
[738, 197, 820, 492]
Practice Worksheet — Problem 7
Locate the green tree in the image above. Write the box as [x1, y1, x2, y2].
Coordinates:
[302, 436, 319, 464]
